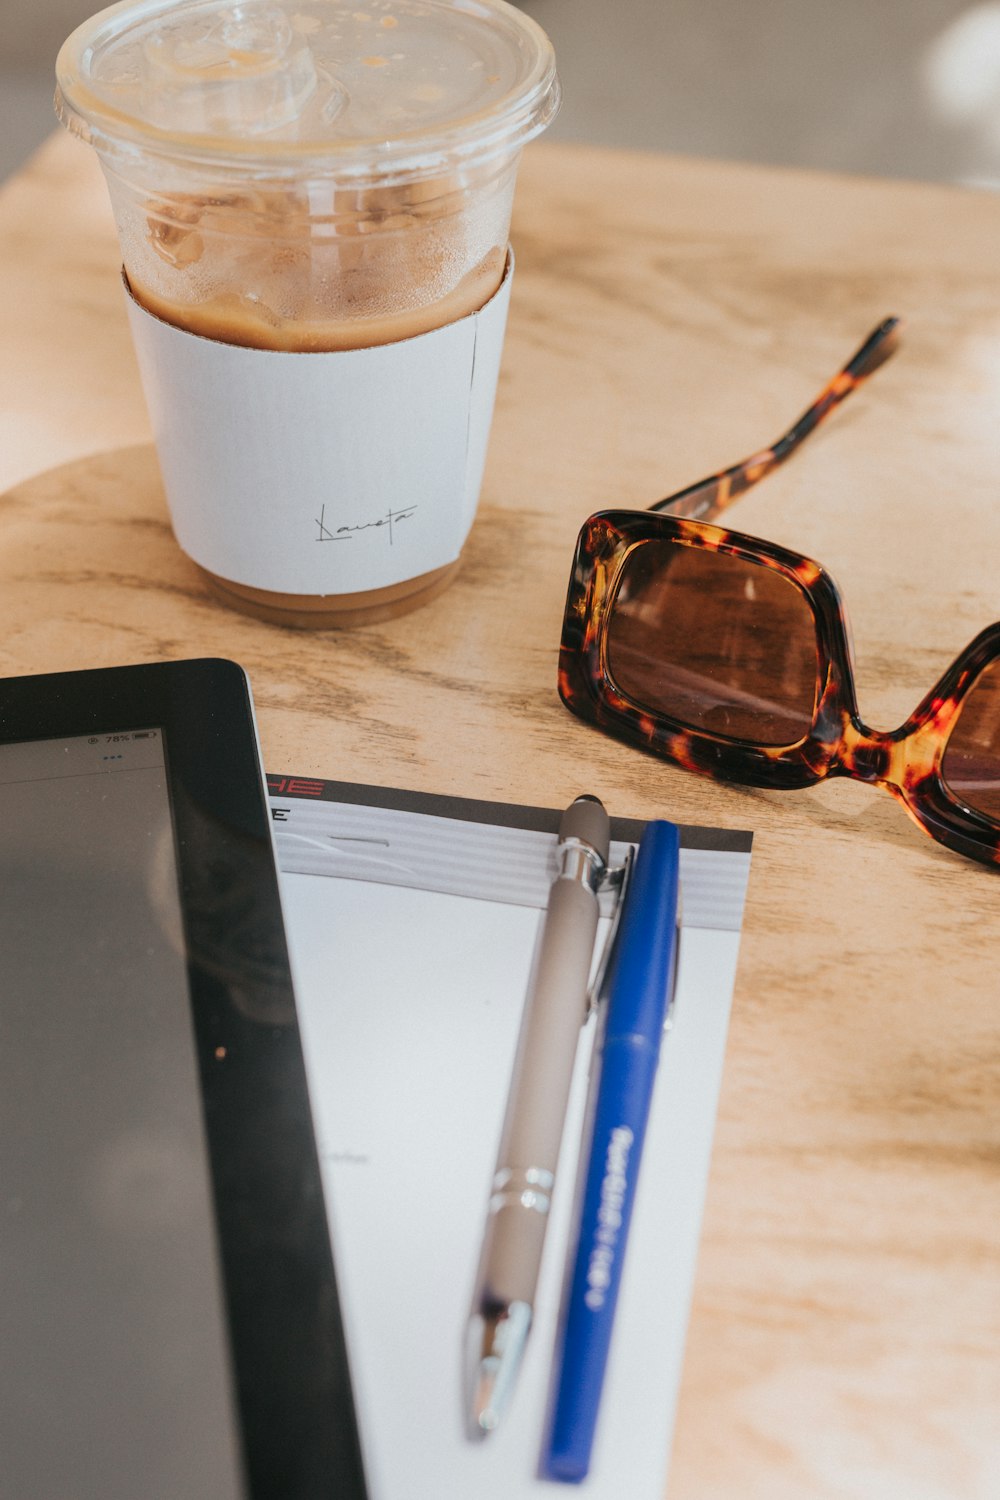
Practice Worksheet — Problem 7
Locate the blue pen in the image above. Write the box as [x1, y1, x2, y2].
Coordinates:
[542, 819, 681, 1484]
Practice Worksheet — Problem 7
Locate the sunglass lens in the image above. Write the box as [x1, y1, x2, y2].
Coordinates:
[605, 541, 820, 746]
[941, 658, 1000, 821]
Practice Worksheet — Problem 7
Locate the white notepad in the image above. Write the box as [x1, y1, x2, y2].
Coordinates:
[267, 780, 751, 1499]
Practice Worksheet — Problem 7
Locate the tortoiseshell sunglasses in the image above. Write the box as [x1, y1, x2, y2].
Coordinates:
[559, 319, 1000, 866]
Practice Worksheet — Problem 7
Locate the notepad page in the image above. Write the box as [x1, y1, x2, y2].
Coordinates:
[276, 815, 747, 1499]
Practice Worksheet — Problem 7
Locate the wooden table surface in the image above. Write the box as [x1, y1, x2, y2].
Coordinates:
[2, 132, 998, 1499]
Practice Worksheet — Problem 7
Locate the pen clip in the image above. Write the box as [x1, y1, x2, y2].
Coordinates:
[558, 834, 606, 893]
[663, 906, 682, 1035]
[584, 845, 635, 1019]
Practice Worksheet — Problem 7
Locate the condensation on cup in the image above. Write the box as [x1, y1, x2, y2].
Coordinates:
[55, 0, 559, 626]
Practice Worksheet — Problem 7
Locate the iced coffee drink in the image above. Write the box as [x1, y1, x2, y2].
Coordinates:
[131, 171, 512, 351]
[55, 0, 558, 625]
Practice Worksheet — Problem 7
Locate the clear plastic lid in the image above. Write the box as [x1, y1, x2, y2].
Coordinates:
[55, 0, 559, 182]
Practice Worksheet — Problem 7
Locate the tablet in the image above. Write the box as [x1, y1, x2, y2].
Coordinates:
[0, 659, 367, 1500]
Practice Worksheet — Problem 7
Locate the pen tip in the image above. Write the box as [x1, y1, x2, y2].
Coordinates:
[466, 1302, 532, 1438]
[475, 1401, 501, 1436]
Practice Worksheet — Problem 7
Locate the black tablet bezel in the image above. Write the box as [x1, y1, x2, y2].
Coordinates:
[0, 658, 367, 1500]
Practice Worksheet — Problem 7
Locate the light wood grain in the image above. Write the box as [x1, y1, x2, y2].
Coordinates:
[2, 132, 999, 1499]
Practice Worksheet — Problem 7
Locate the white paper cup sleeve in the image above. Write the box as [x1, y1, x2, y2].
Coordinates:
[124, 255, 513, 596]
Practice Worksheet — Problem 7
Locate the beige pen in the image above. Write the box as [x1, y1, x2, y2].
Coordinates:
[466, 794, 610, 1436]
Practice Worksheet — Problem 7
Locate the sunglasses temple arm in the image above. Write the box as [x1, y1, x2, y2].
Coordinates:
[648, 316, 902, 522]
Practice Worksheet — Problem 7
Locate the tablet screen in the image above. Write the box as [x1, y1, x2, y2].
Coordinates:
[0, 727, 245, 1499]
[0, 659, 368, 1500]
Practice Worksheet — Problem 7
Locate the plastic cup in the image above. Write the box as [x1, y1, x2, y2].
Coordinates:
[55, 0, 559, 626]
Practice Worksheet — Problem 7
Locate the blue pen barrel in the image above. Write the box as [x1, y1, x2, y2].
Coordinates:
[545, 1038, 658, 1481]
[542, 819, 680, 1483]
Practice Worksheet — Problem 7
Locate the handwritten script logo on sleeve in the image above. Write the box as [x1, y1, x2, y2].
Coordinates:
[316, 503, 417, 547]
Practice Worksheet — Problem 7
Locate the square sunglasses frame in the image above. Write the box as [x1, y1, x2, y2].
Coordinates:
[558, 320, 1000, 867]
